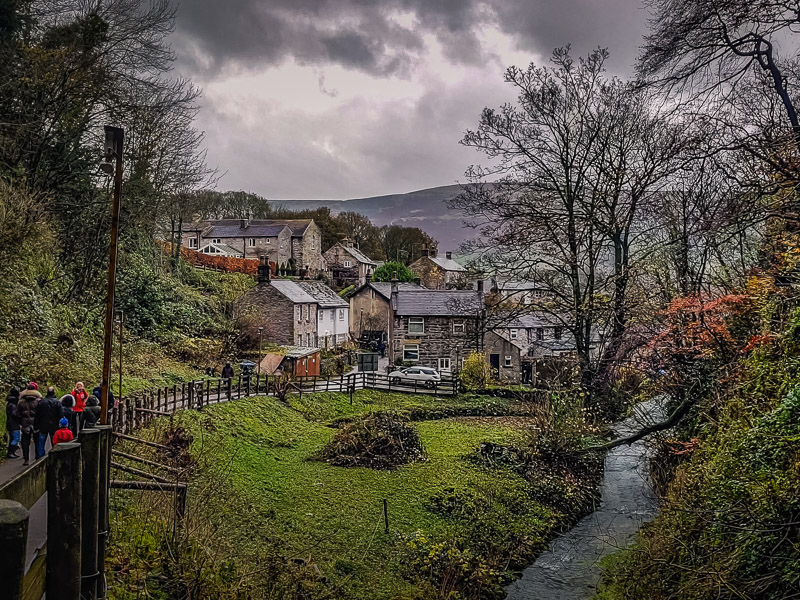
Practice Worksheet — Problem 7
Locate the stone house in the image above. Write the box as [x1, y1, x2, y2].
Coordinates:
[349, 281, 425, 339]
[181, 218, 324, 274]
[389, 287, 485, 375]
[484, 330, 524, 383]
[233, 270, 350, 349]
[409, 251, 467, 290]
[324, 240, 378, 287]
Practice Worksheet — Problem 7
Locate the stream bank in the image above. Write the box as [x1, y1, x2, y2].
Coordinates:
[505, 398, 665, 600]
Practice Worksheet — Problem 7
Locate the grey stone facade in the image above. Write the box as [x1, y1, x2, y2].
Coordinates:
[390, 314, 480, 374]
[233, 282, 318, 347]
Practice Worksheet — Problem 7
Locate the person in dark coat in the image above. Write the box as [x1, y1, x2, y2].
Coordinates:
[91, 386, 115, 424]
[60, 394, 76, 436]
[36, 386, 61, 455]
[82, 394, 101, 428]
[5, 387, 20, 458]
[17, 382, 42, 465]
[221, 363, 234, 379]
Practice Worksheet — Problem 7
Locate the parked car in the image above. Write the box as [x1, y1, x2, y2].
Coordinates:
[388, 366, 441, 387]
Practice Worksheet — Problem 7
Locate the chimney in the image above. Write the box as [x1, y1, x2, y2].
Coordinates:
[257, 255, 271, 283]
[365, 273, 372, 283]
[446, 251, 452, 260]
[477, 279, 484, 293]
[412, 277, 421, 286]
[391, 271, 398, 296]
[240, 218, 249, 229]
[421, 243, 429, 257]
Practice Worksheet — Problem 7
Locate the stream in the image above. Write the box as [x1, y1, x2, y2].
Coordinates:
[505, 398, 665, 600]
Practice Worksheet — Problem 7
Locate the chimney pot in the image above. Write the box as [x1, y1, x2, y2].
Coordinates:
[392, 271, 398, 281]
[446, 251, 452, 260]
[477, 279, 484, 293]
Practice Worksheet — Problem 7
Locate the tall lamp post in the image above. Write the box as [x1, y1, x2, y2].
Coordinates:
[100, 126, 124, 425]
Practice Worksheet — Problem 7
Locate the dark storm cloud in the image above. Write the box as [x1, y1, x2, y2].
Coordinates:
[174, 0, 647, 76]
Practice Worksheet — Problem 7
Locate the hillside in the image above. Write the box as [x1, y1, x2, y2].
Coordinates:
[272, 184, 475, 250]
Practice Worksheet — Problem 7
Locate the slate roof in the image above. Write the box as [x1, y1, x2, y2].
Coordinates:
[193, 218, 313, 238]
[280, 345, 321, 358]
[368, 282, 425, 300]
[269, 280, 317, 303]
[393, 290, 484, 316]
[295, 281, 349, 308]
[341, 244, 377, 265]
[488, 330, 527, 350]
[428, 256, 466, 272]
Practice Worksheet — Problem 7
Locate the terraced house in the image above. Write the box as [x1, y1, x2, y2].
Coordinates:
[181, 218, 325, 273]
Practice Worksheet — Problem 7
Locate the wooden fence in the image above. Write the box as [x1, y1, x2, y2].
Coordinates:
[114, 370, 461, 433]
[0, 426, 112, 600]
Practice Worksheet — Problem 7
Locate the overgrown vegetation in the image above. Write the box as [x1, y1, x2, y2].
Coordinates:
[107, 388, 604, 599]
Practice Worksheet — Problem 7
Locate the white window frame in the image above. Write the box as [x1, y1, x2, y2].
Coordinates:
[248, 238, 256, 247]
[338, 309, 345, 321]
[265, 238, 271, 244]
[510, 328, 518, 339]
[211, 238, 221, 244]
[297, 306, 302, 322]
[297, 334, 302, 346]
[403, 344, 419, 361]
[504, 356, 512, 367]
[536, 327, 544, 341]
[318, 310, 324, 321]
[408, 317, 425, 334]
[452, 321, 465, 334]
[305, 305, 310, 321]
[312, 236, 316, 250]
[306, 333, 311, 346]
[189, 238, 198, 248]
[343, 260, 352, 268]
[438, 357, 451, 372]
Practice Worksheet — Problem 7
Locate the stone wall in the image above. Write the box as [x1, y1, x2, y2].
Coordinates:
[293, 222, 325, 274]
[485, 331, 521, 383]
[409, 257, 446, 290]
[233, 283, 318, 346]
[390, 314, 479, 371]
[349, 288, 392, 337]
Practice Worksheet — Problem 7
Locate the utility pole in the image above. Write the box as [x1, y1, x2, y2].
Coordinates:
[116, 311, 124, 404]
[100, 126, 124, 425]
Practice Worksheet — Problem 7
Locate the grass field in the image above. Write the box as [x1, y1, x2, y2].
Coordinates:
[109, 390, 593, 599]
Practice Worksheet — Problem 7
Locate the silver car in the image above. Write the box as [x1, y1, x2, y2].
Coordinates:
[388, 366, 441, 387]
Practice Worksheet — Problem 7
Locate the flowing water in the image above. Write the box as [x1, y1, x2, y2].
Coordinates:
[505, 399, 665, 600]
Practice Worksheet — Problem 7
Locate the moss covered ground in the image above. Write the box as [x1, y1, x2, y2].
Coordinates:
[108, 390, 595, 600]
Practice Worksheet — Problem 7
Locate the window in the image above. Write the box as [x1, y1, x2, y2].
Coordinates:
[408, 317, 425, 334]
[212, 238, 221, 244]
[189, 238, 197, 248]
[330, 309, 335, 321]
[554, 326, 563, 340]
[297, 306, 302, 322]
[318, 310, 324, 321]
[248, 238, 256, 247]
[265, 238, 271, 244]
[510, 328, 518, 339]
[403, 345, 419, 361]
[297, 334, 302, 346]
[504, 356, 512, 367]
[438, 358, 451, 372]
[338, 309, 345, 321]
[306, 333, 311, 346]
[312, 236, 316, 250]
[343, 260, 351, 267]
[305, 305, 310, 321]
[536, 327, 544, 341]
[453, 321, 465, 334]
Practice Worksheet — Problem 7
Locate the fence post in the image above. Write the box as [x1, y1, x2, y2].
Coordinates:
[227, 377, 232, 401]
[246, 375, 251, 397]
[181, 383, 186, 409]
[237, 375, 242, 398]
[96, 426, 112, 600]
[217, 379, 222, 403]
[47, 442, 82, 600]
[0, 499, 28, 600]
[80, 428, 101, 600]
[205, 379, 210, 405]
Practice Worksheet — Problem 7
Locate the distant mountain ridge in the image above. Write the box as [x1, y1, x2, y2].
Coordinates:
[271, 184, 475, 250]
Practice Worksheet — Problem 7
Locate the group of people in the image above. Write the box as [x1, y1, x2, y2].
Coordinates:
[4, 381, 111, 464]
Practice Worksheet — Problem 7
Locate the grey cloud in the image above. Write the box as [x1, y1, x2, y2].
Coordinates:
[174, 0, 647, 78]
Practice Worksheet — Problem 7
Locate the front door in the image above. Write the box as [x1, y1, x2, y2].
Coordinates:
[489, 354, 500, 379]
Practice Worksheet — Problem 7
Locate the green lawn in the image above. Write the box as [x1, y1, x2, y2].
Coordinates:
[110, 391, 573, 599]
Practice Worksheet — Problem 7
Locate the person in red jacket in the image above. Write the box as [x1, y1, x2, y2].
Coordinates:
[71, 381, 88, 424]
[52, 418, 74, 446]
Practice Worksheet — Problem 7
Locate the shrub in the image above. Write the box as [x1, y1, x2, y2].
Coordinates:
[460, 352, 492, 391]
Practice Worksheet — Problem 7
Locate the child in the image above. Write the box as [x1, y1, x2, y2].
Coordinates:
[52, 417, 74, 446]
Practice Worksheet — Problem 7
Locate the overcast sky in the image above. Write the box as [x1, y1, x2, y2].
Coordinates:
[171, 0, 650, 200]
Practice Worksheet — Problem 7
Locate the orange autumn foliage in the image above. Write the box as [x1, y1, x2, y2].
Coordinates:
[159, 242, 272, 275]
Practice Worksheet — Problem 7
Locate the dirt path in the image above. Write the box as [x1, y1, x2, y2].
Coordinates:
[505, 399, 665, 600]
